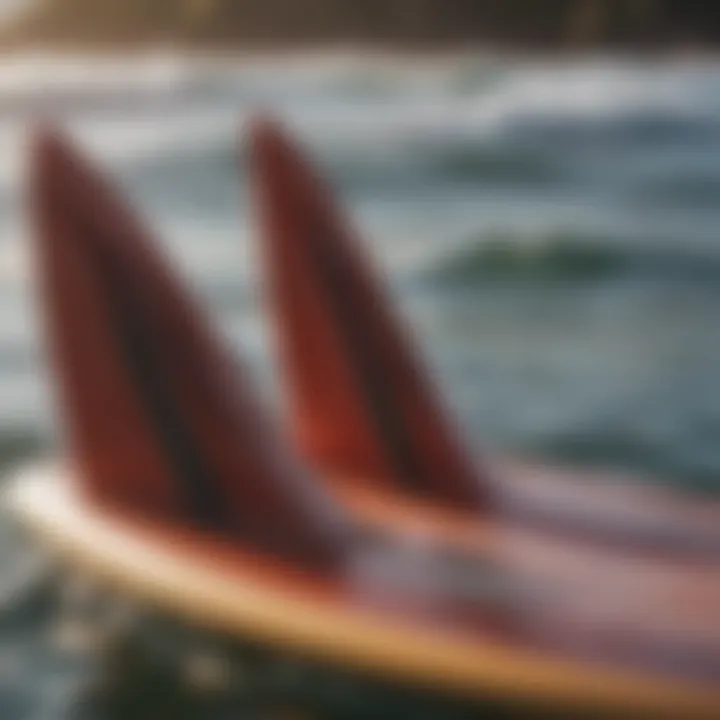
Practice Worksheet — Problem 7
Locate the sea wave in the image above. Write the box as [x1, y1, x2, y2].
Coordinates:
[425, 231, 720, 284]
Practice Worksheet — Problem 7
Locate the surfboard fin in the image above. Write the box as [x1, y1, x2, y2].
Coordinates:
[31, 127, 355, 566]
[249, 117, 491, 511]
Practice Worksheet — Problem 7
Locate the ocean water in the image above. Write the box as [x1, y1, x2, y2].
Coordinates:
[0, 51, 720, 716]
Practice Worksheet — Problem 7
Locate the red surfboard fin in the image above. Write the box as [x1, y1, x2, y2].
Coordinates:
[31, 127, 355, 566]
[249, 117, 491, 512]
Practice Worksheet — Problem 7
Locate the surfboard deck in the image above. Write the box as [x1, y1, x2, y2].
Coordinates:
[6, 463, 720, 719]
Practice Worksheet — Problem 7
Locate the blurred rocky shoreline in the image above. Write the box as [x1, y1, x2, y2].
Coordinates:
[4, 0, 720, 51]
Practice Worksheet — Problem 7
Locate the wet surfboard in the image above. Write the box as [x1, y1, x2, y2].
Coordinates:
[7, 463, 720, 718]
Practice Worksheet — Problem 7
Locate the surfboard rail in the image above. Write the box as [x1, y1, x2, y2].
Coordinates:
[6, 463, 720, 718]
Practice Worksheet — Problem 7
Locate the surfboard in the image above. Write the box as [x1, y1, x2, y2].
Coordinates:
[7, 463, 720, 718]
[249, 115, 720, 559]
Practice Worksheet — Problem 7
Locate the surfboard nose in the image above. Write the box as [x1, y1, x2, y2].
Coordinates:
[249, 115, 491, 512]
[30, 125, 356, 567]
